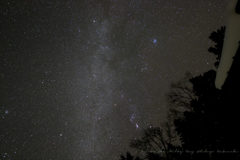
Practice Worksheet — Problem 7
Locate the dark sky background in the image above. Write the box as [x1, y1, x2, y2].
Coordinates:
[0, 0, 228, 159]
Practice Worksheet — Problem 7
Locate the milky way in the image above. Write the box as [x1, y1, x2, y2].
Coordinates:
[1, 0, 227, 159]
[73, 16, 148, 159]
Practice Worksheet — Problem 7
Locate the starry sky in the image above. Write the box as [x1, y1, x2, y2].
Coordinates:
[0, 0, 228, 159]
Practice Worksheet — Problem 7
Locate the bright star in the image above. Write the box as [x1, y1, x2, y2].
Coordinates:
[136, 123, 139, 128]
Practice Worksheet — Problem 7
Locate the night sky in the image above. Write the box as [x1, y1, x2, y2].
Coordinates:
[0, 0, 228, 159]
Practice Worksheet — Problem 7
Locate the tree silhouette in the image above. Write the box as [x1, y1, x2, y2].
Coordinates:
[129, 114, 181, 160]
[119, 151, 143, 160]
[208, 26, 225, 68]
[170, 26, 240, 160]
[120, 22, 240, 160]
[166, 71, 195, 120]
[174, 70, 222, 147]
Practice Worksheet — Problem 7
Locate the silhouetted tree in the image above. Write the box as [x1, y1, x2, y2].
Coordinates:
[120, 151, 143, 160]
[120, 23, 240, 160]
[170, 26, 240, 160]
[208, 26, 225, 68]
[145, 152, 163, 160]
[129, 115, 181, 160]
[167, 71, 195, 120]
[120, 151, 134, 160]
[174, 70, 222, 148]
